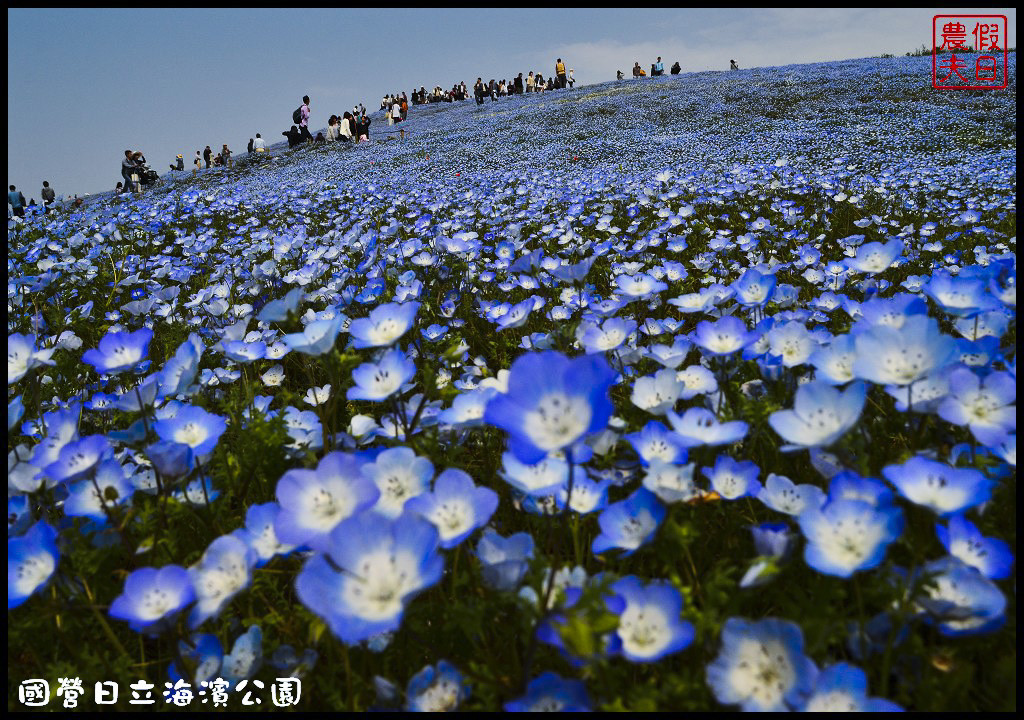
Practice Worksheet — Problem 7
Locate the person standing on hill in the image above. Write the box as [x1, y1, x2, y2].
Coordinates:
[730, 59, 740, 71]
[203, 145, 212, 168]
[654, 57, 665, 76]
[340, 112, 354, 142]
[253, 133, 266, 152]
[555, 58, 567, 88]
[40, 182, 56, 212]
[474, 78, 485, 105]
[671, 61, 681, 75]
[568, 68, 575, 87]
[247, 138, 254, 154]
[122, 150, 137, 192]
[8, 185, 27, 217]
[222, 144, 232, 169]
[514, 73, 524, 94]
[401, 93, 408, 121]
[299, 95, 313, 144]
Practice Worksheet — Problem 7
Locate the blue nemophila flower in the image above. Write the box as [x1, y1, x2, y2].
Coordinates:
[559, 472, 613, 514]
[882, 455, 994, 516]
[766, 321, 819, 368]
[493, 298, 535, 330]
[153, 405, 227, 458]
[615, 272, 667, 299]
[8, 333, 56, 384]
[630, 368, 683, 415]
[731, 267, 777, 307]
[8, 520, 58, 609]
[234, 502, 296, 566]
[347, 348, 416, 402]
[676, 364, 718, 399]
[222, 340, 266, 363]
[935, 515, 1014, 580]
[349, 301, 421, 348]
[145, 439, 194, 479]
[405, 468, 498, 549]
[8, 395, 25, 431]
[937, 368, 1015, 446]
[438, 387, 497, 428]
[44, 434, 112, 484]
[924, 273, 1000, 317]
[625, 421, 689, 465]
[274, 451, 379, 551]
[188, 534, 257, 628]
[798, 497, 903, 578]
[797, 662, 904, 712]
[809, 334, 856, 385]
[702, 455, 761, 500]
[221, 625, 263, 684]
[282, 314, 344, 356]
[852, 315, 957, 386]
[504, 672, 591, 712]
[667, 408, 748, 448]
[475, 528, 534, 591]
[257, 287, 304, 323]
[63, 458, 133, 521]
[641, 459, 698, 503]
[706, 617, 815, 712]
[109, 565, 195, 634]
[643, 336, 692, 369]
[826, 470, 895, 507]
[158, 333, 204, 398]
[592, 487, 665, 555]
[174, 476, 221, 505]
[484, 351, 616, 464]
[499, 451, 581, 497]
[768, 380, 866, 451]
[580, 316, 636, 354]
[30, 405, 79, 473]
[406, 660, 469, 712]
[82, 327, 153, 374]
[169, 633, 223, 686]
[691, 315, 758, 356]
[757, 473, 826, 516]
[605, 576, 694, 663]
[295, 512, 443, 644]
[362, 446, 434, 519]
[915, 556, 1006, 637]
[843, 238, 902, 275]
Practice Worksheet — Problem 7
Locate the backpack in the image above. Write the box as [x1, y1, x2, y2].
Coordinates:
[292, 106, 303, 125]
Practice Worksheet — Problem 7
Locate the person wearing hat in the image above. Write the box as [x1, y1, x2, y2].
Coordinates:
[170, 154, 184, 171]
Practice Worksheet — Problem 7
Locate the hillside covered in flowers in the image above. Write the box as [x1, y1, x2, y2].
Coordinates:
[8, 54, 1016, 711]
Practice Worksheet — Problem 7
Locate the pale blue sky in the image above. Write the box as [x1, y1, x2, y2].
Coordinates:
[7, 8, 1016, 200]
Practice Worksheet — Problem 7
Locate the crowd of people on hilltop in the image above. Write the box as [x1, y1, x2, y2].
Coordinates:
[10, 52, 750, 216]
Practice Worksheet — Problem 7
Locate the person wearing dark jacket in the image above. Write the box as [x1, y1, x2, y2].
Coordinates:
[670, 61, 681, 75]
[121, 150, 137, 192]
[282, 126, 303, 148]
[41, 182, 56, 211]
[170, 154, 184, 171]
[203, 145, 212, 168]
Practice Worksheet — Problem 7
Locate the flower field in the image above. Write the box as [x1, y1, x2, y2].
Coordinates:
[7, 54, 1016, 711]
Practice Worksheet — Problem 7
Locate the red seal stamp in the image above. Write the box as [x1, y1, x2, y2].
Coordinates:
[933, 15, 1009, 90]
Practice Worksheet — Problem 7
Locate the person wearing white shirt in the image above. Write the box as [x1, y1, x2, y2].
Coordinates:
[253, 134, 266, 152]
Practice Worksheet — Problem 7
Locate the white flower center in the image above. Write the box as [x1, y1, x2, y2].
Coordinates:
[728, 639, 796, 708]
[523, 392, 591, 450]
